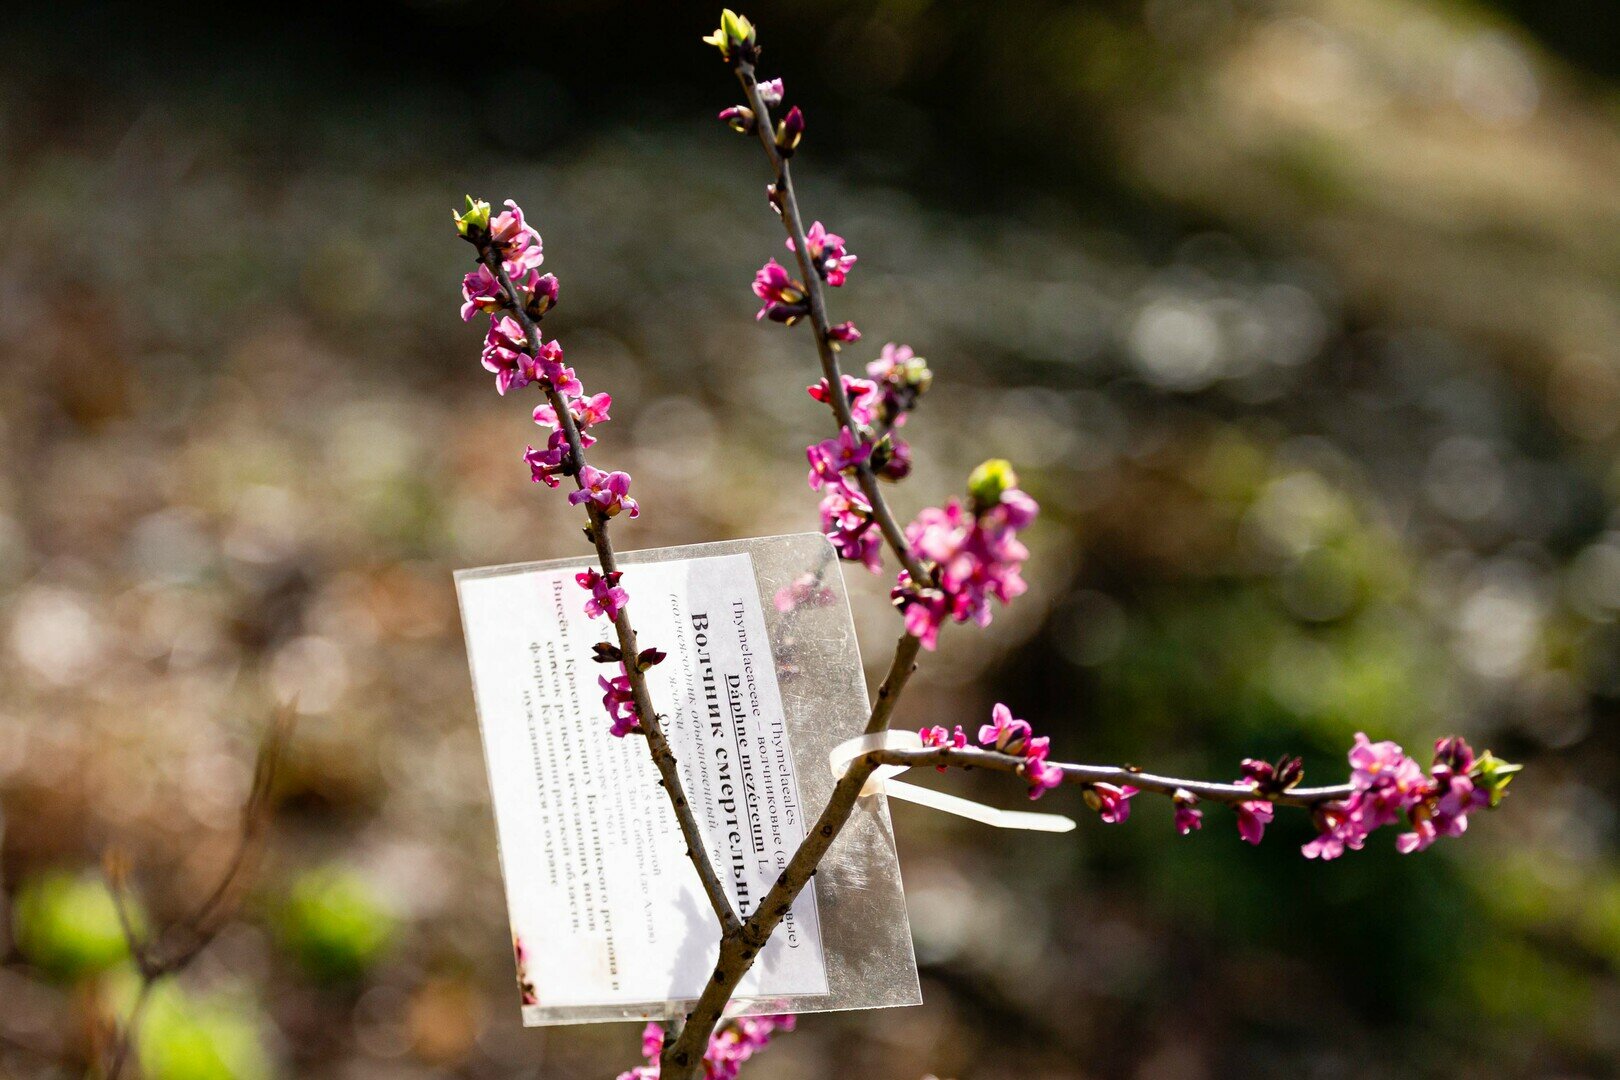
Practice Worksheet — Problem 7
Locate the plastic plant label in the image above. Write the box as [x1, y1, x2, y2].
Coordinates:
[455, 534, 920, 1026]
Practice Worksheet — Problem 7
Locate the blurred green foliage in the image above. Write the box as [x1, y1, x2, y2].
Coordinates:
[12, 871, 136, 984]
[273, 867, 395, 985]
[130, 979, 272, 1080]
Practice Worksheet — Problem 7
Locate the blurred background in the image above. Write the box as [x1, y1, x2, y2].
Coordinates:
[1, 0, 1617, 1076]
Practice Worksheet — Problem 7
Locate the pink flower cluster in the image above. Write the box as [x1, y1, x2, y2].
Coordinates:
[526, 378, 611, 489]
[798, 351, 934, 577]
[806, 428, 881, 572]
[458, 197, 651, 738]
[750, 259, 860, 344]
[459, 201, 558, 324]
[923, 703, 1067, 799]
[577, 568, 628, 622]
[570, 465, 640, 519]
[893, 476, 1038, 650]
[481, 319, 580, 398]
[866, 343, 932, 429]
[619, 1014, 796, 1080]
[599, 665, 640, 738]
[1298, 734, 1492, 859]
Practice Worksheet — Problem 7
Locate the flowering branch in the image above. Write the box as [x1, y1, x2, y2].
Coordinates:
[100, 706, 293, 1080]
[644, 11, 1527, 1077]
[458, 206, 741, 936]
[451, 12, 1521, 1078]
[733, 66, 928, 587]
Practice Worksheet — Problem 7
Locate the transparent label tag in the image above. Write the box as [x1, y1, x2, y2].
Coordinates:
[455, 533, 921, 1026]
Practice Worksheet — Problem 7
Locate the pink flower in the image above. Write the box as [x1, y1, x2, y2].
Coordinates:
[1394, 736, 1490, 854]
[757, 78, 784, 105]
[752, 259, 808, 323]
[819, 479, 882, 572]
[1235, 800, 1274, 845]
[1173, 793, 1203, 835]
[826, 321, 861, 344]
[718, 105, 757, 134]
[968, 702, 1062, 797]
[461, 265, 504, 321]
[1349, 734, 1425, 793]
[773, 572, 834, 612]
[535, 392, 612, 432]
[892, 572, 949, 650]
[1024, 756, 1065, 799]
[788, 221, 857, 286]
[531, 339, 583, 397]
[1089, 783, 1137, 823]
[576, 568, 629, 621]
[807, 375, 881, 426]
[569, 466, 640, 519]
[600, 666, 640, 737]
[978, 703, 1033, 754]
[1301, 804, 1359, 860]
[481, 315, 530, 395]
[523, 428, 593, 487]
[490, 199, 544, 273]
[866, 343, 932, 427]
[807, 429, 872, 489]
[513, 934, 538, 1005]
[920, 724, 967, 771]
[919, 724, 968, 749]
[867, 342, 917, 382]
[709, 1014, 795, 1080]
[524, 435, 565, 488]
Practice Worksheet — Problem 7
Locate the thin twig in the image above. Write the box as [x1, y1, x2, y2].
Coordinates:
[477, 249, 741, 937]
[101, 981, 153, 1080]
[101, 707, 294, 1080]
[856, 746, 1356, 808]
[865, 632, 921, 736]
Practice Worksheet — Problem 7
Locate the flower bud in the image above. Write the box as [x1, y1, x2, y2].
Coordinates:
[826, 321, 860, 346]
[968, 459, 1018, 509]
[901, 357, 933, 394]
[873, 437, 912, 482]
[1471, 750, 1522, 808]
[530, 273, 560, 317]
[775, 106, 804, 156]
[591, 642, 623, 664]
[454, 195, 491, 240]
[1432, 736, 1474, 774]
[718, 105, 757, 134]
